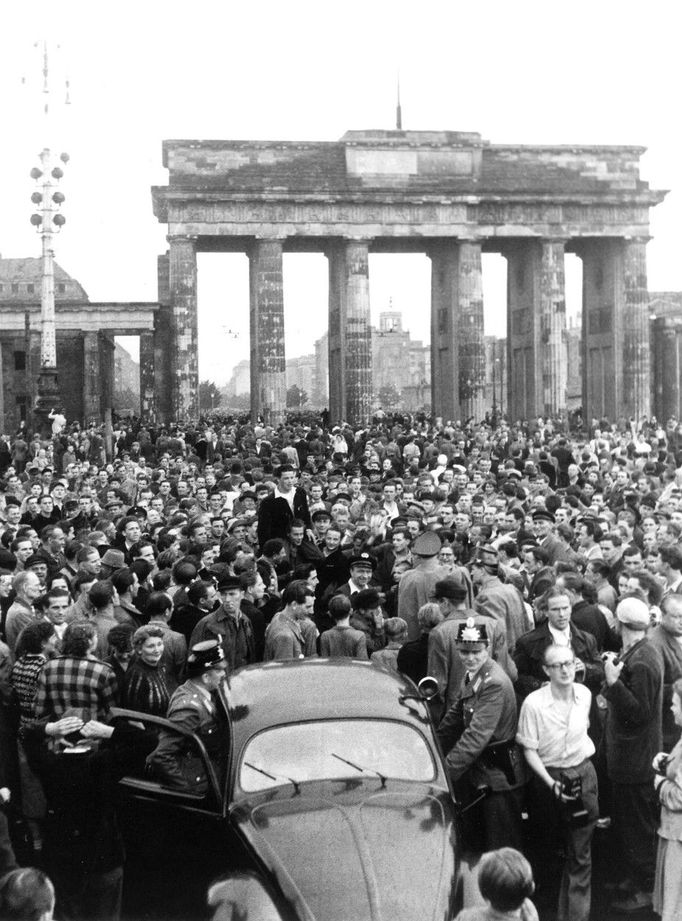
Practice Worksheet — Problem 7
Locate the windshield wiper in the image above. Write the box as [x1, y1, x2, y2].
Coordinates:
[331, 752, 387, 788]
[243, 762, 301, 794]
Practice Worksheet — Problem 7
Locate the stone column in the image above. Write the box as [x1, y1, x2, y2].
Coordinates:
[155, 254, 173, 425]
[139, 331, 156, 420]
[82, 331, 100, 423]
[429, 241, 460, 422]
[579, 240, 615, 423]
[539, 240, 567, 416]
[622, 238, 651, 421]
[326, 240, 372, 426]
[344, 241, 372, 427]
[327, 244, 346, 422]
[168, 235, 198, 421]
[505, 241, 538, 421]
[457, 241, 485, 422]
[249, 239, 286, 426]
[100, 335, 115, 415]
[654, 320, 680, 423]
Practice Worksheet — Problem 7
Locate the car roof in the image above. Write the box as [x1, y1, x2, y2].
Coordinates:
[223, 660, 428, 740]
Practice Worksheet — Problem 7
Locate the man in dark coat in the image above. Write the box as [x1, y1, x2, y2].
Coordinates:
[648, 594, 682, 750]
[256, 466, 311, 546]
[603, 597, 663, 913]
[513, 586, 604, 699]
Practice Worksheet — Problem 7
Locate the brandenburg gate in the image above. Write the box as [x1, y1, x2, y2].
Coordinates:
[152, 130, 666, 426]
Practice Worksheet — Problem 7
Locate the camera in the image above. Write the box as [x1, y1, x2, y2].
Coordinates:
[654, 755, 670, 776]
[559, 773, 590, 827]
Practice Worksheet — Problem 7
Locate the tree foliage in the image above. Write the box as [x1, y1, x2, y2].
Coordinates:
[199, 380, 222, 412]
[286, 385, 308, 408]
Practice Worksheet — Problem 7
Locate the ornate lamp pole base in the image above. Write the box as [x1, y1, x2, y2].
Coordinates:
[34, 367, 61, 437]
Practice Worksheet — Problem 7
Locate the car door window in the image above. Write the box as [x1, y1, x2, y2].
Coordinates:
[111, 708, 222, 806]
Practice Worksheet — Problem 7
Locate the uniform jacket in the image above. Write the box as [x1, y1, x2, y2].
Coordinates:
[149, 680, 226, 792]
[436, 658, 524, 792]
[428, 611, 517, 713]
[475, 577, 528, 655]
[397, 562, 450, 641]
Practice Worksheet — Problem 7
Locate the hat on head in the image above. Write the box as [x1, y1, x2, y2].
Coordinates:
[433, 578, 468, 602]
[25, 554, 48, 570]
[412, 531, 442, 557]
[616, 597, 650, 630]
[349, 552, 376, 572]
[100, 548, 125, 570]
[311, 508, 331, 522]
[532, 510, 555, 523]
[217, 574, 242, 592]
[473, 543, 499, 572]
[455, 617, 489, 647]
[186, 639, 227, 678]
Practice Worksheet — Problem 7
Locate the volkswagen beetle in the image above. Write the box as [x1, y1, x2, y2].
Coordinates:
[114, 659, 460, 920]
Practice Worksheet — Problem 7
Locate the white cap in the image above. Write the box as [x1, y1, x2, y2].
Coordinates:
[616, 597, 650, 630]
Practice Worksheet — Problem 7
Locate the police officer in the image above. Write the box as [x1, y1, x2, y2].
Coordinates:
[148, 640, 228, 791]
[437, 618, 525, 853]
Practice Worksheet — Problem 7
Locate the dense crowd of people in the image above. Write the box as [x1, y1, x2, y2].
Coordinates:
[1, 409, 682, 920]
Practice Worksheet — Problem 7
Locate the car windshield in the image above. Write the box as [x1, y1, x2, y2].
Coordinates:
[239, 720, 435, 792]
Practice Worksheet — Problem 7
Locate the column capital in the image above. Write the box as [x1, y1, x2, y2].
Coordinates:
[166, 233, 198, 245]
[540, 237, 569, 246]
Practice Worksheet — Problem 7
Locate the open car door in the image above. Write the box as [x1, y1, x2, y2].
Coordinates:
[111, 707, 233, 921]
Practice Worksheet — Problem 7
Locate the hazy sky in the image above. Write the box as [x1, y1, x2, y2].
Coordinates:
[1, 1, 679, 385]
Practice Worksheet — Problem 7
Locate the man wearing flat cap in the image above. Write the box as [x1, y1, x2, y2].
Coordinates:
[601, 596, 663, 912]
[398, 531, 449, 642]
[532, 509, 563, 566]
[437, 618, 525, 853]
[190, 575, 255, 673]
[149, 639, 229, 791]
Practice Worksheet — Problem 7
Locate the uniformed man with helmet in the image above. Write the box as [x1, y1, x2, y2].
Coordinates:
[437, 618, 525, 853]
[148, 640, 228, 791]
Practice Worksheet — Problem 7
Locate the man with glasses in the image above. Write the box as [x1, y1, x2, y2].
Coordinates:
[517, 644, 598, 921]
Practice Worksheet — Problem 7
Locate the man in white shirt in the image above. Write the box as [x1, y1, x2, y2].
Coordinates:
[517, 643, 598, 921]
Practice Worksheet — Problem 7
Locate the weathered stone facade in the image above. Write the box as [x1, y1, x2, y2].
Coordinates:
[152, 129, 665, 425]
[0, 257, 161, 431]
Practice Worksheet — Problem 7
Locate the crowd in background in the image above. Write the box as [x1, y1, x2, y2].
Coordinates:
[1, 408, 682, 920]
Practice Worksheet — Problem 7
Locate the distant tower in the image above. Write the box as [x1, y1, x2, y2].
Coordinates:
[396, 73, 402, 130]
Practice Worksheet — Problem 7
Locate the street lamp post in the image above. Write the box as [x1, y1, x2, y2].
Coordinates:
[28, 42, 69, 437]
[30, 147, 69, 435]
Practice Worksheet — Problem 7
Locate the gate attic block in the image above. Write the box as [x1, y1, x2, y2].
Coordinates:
[152, 130, 666, 425]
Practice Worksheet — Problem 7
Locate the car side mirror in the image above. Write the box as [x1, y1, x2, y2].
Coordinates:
[417, 676, 439, 700]
[208, 873, 288, 921]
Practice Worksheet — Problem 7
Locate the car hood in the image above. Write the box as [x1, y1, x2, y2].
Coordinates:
[231, 783, 457, 921]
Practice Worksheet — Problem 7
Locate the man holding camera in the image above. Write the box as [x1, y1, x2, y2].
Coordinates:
[517, 643, 598, 921]
[601, 596, 663, 913]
